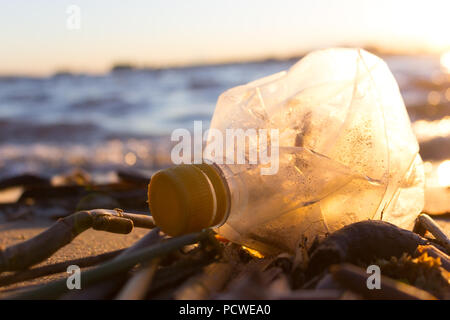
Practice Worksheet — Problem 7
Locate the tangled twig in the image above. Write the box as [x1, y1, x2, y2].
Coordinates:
[6, 230, 212, 299]
[0, 209, 154, 273]
[0, 249, 124, 287]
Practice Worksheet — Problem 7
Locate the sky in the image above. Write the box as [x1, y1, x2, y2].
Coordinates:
[0, 0, 449, 75]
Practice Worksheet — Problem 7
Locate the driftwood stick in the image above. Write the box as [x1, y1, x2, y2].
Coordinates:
[0, 210, 136, 273]
[127, 230, 221, 299]
[330, 263, 437, 300]
[116, 227, 162, 257]
[117, 212, 155, 229]
[61, 228, 162, 299]
[62, 275, 129, 300]
[90, 209, 155, 229]
[174, 262, 235, 300]
[214, 257, 283, 300]
[148, 252, 216, 298]
[0, 249, 124, 287]
[114, 228, 164, 300]
[415, 214, 450, 252]
[0, 211, 94, 273]
[115, 258, 160, 300]
[7, 230, 211, 299]
[92, 215, 133, 234]
[315, 273, 343, 290]
[215, 271, 269, 300]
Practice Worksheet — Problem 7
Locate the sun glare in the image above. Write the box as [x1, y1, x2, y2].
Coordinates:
[437, 160, 450, 187]
[441, 51, 450, 73]
[241, 246, 264, 259]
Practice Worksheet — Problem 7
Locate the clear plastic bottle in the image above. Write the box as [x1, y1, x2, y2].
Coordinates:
[148, 48, 424, 254]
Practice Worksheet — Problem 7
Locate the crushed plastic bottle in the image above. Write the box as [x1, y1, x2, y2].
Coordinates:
[148, 48, 425, 254]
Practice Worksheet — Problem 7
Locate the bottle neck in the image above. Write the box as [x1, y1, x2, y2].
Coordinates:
[211, 162, 251, 228]
[195, 162, 231, 228]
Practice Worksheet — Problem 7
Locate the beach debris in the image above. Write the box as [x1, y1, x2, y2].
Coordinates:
[51, 169, 92, 186]
[0, 174, 50, 190]
[6, 230, 213, 299]
[315, 273, 342, 290]
[0, 169, 153, 219]
[0, 212, 448, 300]
[306, 220, 433, 278]
[62, 227, 163, 300]
[110, 209, 155, 228]
[215, 268, 272, 300]
[62, 274, 129, 300]
[266, 252, 293, 275]
[0, 209, 154, 273]
[92, 214, 133, 234]
[115, 258, 160, 300]
[117, 169, 152, 186]
[0, 249, 124, 287]
[0, 211, 94, 273]
[148, 246, 218, 299]
[114, 228, 163, 300]
[375, 251, 450, 299]
[0, 172, 447, 300]
[413, 213, 450, 252]
[18, 182, 149, 213]
[330, 263, 437, 300]
[415, 245, 450, 271]
[212, 251, 289, 300]
[174, 262, 235, 300]
[291, 235, 313, 288]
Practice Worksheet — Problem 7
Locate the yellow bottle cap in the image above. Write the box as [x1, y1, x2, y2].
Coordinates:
[148, 164, 229, 236]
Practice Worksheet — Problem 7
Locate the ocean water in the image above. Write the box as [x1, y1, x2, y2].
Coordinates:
[0, 54, 449, 201]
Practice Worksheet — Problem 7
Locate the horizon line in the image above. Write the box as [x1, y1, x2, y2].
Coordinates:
[0, 44, 446, 78]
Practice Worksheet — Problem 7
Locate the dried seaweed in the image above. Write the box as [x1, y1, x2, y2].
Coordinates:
[306, 220, 433, 278]
[374, 252, 450, 299]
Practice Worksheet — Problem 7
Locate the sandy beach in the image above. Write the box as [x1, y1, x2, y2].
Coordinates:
[0, 217, 149, 296]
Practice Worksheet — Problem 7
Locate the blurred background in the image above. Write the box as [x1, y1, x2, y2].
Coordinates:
[0, 0, 449, 213]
